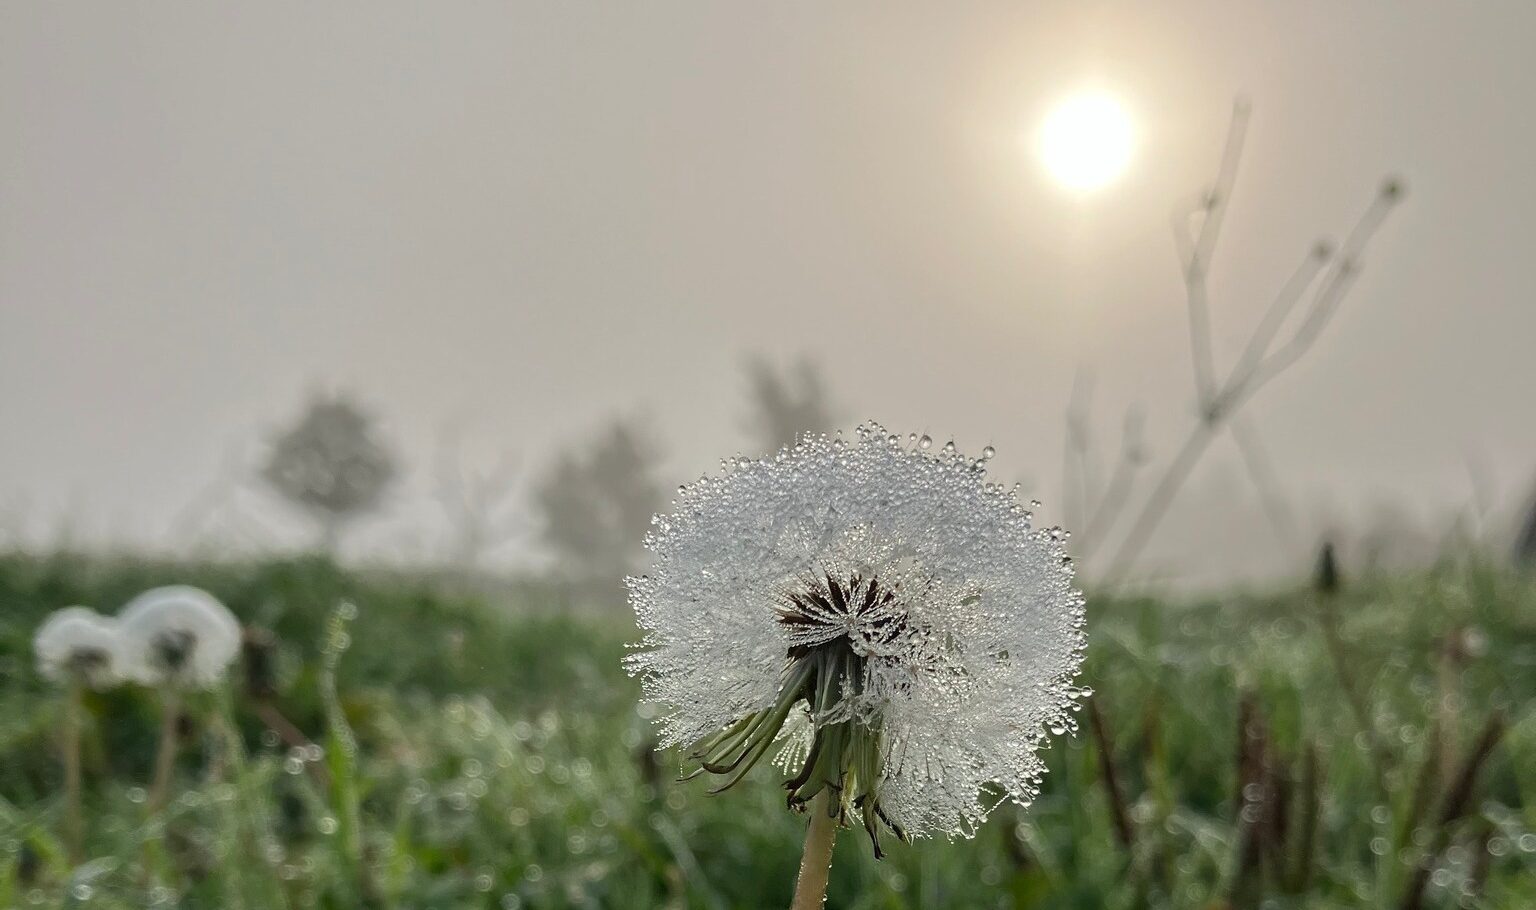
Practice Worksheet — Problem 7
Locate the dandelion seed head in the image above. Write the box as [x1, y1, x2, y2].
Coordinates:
[627, 421, 1087, 844]
[34, 607, 123, 689]
[119, 586, 241, 688]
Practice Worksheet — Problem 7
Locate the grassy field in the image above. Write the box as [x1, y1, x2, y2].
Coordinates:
[0, 551, 1532, 909]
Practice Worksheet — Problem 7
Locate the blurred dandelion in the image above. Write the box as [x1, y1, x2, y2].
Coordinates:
[34, 607, 123, 863]
[627, 421, 1086, 907]
[118, 586, 241, 812]
[35, 607, 123, 690]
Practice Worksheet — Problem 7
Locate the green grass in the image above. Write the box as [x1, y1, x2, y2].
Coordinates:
[0, 550, 1533, 908]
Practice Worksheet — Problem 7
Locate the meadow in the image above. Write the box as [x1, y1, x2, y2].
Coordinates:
[1, 550, 1532, 909]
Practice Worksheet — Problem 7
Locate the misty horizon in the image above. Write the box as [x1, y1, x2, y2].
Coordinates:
[3, 3, 1534, 586]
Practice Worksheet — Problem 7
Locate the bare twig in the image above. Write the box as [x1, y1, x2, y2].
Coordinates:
[1081, 405, 1148, 558]
[1100, 102, 1404, 583]
[1234, 181, 1403, 397]
[1178, 100, 1251, 407]
[1225, 244, 1334, 394]
[1105, 423, 1217, 584]
[1228, 415, 1301, 550]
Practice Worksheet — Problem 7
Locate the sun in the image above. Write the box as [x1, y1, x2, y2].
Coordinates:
[1036, 90, 1136, 192]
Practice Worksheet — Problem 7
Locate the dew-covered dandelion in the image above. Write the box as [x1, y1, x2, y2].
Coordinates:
[34, 607, 124, 690]
[119, 585, 242, 689]
[627, 422, 1086, 904]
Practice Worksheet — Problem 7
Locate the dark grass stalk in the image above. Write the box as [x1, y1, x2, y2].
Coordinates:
[1398, 718, 1442, 850]
[1229, 694, 1267, 904]
[1432, 713, 1504, 830]
[1288, 742, 1322, 893]
[1260, 754, 1292, 885]
[1234, 693, 1258, 811]
[1400, 713, 1505, 910]
[253, 701, 331, 788]
[1088, 699, 1136, 851]
[1434, 631, 1466, 782]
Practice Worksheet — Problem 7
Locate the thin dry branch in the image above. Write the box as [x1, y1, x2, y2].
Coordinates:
[1099, 102, 1404, 584]
[1080, 405, 1148, 557]
[1177, 99, 1251, 408]
[1228, 415, 1301, 550]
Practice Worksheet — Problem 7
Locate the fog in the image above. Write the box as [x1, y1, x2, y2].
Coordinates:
[3, 2, 1534, 585]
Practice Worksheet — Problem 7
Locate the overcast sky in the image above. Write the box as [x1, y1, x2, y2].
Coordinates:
[3, 2, 1533, 584]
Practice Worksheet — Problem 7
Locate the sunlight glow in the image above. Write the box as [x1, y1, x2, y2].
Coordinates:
[1036, 91, 1136, 192]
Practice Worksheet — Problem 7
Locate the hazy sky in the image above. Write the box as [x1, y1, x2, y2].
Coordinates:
[3, 3, 1534, 583]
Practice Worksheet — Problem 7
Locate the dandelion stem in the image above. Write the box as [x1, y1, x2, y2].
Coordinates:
[790, 791, 838, 910]
[148, 688, 181, 813]
[63, 682, 83, 864]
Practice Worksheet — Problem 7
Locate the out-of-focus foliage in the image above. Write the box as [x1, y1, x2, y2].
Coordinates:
[531, 418, 664, 606]
[261, 394, 396, 551]
[743, 355, 838, 453]
[0, 552, 1531, 909]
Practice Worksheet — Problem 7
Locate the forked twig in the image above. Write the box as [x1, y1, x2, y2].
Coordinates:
[1099, 102, 1404, 583]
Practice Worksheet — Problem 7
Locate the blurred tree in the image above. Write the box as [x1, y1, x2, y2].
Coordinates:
[743, 355, 838, 453]
[261, 393, 396, 553]
[532, 417, 665, 605]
